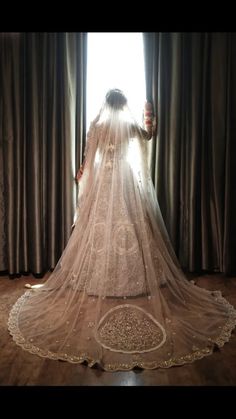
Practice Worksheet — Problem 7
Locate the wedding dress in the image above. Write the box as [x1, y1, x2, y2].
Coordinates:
[8, 104, 236, 371]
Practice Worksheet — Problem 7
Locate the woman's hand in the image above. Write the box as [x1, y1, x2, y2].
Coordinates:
[143, 101, 153, 130]
[143, 101, 157, 137]
[75, 163, 84, 183]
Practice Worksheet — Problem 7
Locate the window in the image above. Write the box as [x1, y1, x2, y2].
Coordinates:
[87, 32, 146, 130]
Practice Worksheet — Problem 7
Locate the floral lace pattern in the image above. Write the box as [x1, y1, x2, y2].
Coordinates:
[7, 115, 236, 371]
[8, 288, 236, 371]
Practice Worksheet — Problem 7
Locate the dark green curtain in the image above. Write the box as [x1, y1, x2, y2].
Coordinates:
[143, 32, 236, 274]
[0, 32, 87, 276]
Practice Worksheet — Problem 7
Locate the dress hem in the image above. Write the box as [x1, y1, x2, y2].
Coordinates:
[8, 289, 236, 372]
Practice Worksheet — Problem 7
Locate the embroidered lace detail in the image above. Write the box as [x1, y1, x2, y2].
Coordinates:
[95, 304, 166, 353]
[7, 114, 236, 372]
[113, 224, 138, 255]
[8, 290, 236, 371]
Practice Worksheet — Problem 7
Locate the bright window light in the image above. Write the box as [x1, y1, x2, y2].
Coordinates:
[87, 32, 146, 130]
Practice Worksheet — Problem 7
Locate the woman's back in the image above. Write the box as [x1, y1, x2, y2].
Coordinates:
[8, 88, 236, 371]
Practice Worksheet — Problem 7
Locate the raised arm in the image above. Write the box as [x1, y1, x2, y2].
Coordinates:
[131, 101, 156, 141]
[142, 101, 156, 140]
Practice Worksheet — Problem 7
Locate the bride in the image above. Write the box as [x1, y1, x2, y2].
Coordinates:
[8, 89, 236, 371]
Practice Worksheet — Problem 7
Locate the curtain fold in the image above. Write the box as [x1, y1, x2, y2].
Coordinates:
[143, 32, 236, 274]
[0, 32, 87, 276]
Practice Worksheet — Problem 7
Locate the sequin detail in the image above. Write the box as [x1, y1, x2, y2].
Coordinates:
[7, 283, 236, 371]
[95, 304, 166, 353]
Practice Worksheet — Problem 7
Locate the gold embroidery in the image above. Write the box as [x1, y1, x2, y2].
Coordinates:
[95, 304, 166, 353]
[7, 290, 236, 372]
[91, 222, 106, 253]
[113, 224, 138, 255]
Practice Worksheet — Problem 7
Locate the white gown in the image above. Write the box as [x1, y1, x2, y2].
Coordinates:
[8, 105, 236, 371]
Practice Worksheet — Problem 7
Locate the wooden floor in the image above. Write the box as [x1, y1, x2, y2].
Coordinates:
[0, 273, 236, 386]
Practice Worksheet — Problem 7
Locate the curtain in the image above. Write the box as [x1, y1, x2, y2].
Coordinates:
[143, 32, 236, 274]
[0, 32, 87, 276]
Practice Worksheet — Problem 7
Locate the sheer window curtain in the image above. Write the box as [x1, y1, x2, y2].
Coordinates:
[143, 32, 236, 274]
[0, 32, 87, 276]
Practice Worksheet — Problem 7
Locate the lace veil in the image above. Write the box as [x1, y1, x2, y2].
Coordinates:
[8, 95, 236, 370]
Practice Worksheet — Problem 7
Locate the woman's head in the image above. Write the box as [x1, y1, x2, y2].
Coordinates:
[105, 89, 127, 110]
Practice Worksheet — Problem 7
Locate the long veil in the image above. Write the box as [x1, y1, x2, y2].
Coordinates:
[8, 103, 236, 371]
